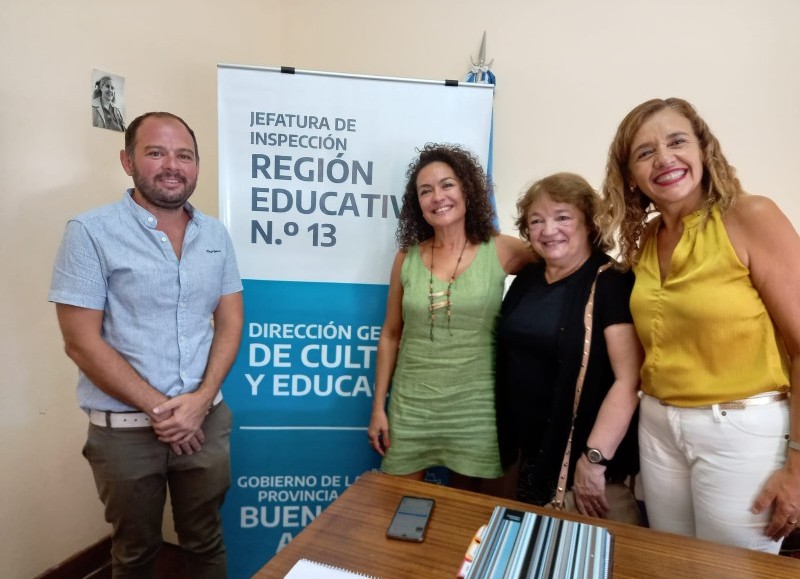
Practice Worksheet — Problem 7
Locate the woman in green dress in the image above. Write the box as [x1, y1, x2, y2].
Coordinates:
[367, 143, 531, 490]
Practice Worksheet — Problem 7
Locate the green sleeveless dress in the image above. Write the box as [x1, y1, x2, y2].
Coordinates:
[381, 238, 505, 477]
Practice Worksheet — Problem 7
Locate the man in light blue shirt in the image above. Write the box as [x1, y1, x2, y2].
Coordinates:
[50, 112, 243, 579]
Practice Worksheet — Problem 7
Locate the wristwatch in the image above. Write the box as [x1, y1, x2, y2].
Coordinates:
[585, 447, 610, 466]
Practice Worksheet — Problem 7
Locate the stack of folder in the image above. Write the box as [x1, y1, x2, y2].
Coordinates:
[463, 506, 613, 579]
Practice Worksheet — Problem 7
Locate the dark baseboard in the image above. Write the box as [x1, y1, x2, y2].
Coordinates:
[35, 536, 111, 579]
[35, 538, 189, 579]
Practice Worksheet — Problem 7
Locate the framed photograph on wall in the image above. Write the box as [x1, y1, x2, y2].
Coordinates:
[91, 69, 126, 131]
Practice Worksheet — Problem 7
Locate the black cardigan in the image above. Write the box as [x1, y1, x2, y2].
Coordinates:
[495, 250, 639, 504]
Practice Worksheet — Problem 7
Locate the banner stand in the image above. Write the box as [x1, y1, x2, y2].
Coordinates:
[218, 64, 494, 578]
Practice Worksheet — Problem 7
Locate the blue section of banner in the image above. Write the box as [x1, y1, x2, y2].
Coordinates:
[222, 279, 384, 578]
[487, 109, 498, 229]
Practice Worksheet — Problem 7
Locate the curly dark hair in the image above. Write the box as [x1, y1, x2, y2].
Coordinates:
[395, 143, 498, 249]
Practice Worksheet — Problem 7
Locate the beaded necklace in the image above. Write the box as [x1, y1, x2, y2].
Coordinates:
[428, 238, 468, 340]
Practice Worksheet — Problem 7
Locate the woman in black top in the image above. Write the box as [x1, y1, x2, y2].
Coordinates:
[496, 173, 642, 523]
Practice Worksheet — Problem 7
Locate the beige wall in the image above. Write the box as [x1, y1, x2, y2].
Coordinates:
[2, 1, 798, 577]
[279, 0, 800, 232]
[0, 1, 281, 577]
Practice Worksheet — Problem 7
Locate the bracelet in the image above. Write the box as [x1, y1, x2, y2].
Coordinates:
[788, 440, 800, 452]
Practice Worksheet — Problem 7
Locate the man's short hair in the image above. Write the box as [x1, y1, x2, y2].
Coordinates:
[124, 112, 199, 162]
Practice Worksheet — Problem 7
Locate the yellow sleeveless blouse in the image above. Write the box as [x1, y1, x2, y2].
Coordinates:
[631, 206, 789, 406]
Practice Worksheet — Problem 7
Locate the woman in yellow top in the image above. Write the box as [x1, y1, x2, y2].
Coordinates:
[599, 97, 800, 553]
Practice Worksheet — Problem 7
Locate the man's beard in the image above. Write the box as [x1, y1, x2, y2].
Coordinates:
[132, 168, 196, 210]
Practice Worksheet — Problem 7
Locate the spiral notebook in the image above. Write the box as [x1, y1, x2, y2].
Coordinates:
[464, 506, 613, 579]
[284, 558, 379, 578]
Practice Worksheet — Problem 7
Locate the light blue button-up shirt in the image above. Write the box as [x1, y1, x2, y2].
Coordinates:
[49, 190, 243, 412]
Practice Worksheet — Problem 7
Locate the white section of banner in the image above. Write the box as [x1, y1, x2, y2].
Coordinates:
[218, 65, 494, 285]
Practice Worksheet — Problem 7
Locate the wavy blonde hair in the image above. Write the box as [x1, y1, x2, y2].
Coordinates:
[597, 98, 744, 269]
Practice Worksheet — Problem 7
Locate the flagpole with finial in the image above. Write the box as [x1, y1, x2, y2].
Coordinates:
[465, 31, 495, 85]
[463, 31, 497, 226]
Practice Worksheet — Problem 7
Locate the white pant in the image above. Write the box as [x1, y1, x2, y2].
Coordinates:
[639, 392, 789, 553]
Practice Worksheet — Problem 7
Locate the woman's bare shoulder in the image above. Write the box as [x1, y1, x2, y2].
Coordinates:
[494, 233, 536, 274]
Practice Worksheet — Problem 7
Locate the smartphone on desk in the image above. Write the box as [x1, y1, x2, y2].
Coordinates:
[386, 495, 435, 542]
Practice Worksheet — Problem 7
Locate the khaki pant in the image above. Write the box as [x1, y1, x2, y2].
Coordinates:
[83, 403, 232, 579]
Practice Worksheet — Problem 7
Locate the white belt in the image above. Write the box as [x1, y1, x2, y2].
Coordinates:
[89, 391, 223, 428]
[652, 390, 789, 410]
[716, 391, 788, 410]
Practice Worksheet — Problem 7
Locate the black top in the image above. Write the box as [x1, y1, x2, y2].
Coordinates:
[495, 251, 639, 505]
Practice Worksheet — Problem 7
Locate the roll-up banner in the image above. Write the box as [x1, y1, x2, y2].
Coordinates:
[218, 64, 494, 578]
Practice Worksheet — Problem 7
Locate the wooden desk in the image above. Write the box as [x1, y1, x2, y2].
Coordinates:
[254, 471, 800, 578]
